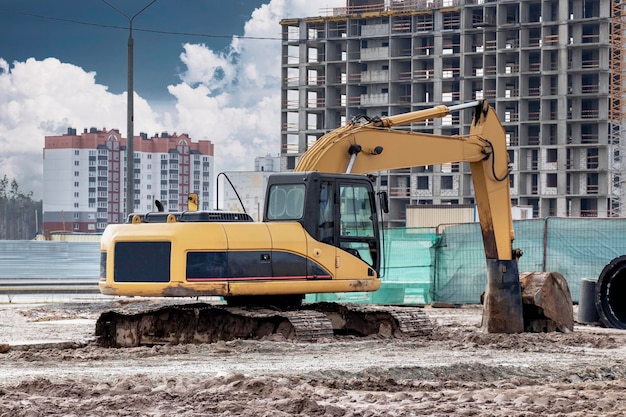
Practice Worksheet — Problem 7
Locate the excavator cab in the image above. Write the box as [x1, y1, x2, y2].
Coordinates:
[264, 172, 382, 273]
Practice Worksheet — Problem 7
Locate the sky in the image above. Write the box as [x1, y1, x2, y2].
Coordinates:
[0, 0, 344, 200]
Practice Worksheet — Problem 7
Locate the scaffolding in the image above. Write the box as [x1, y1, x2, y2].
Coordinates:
[610, 0, 625, 217]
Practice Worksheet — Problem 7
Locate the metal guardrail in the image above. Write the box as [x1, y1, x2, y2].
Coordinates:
[0, 279, 100, 295]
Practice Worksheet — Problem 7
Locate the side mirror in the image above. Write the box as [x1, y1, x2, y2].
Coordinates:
[377, 191, 389, 214]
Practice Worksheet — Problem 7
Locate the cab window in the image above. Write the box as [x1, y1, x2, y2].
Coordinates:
[267, 184, 305, 220]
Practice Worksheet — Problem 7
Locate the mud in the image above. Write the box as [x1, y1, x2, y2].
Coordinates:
[1, 300, 625, 416]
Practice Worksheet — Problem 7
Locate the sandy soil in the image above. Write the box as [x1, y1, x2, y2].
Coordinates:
[1, 299, 625, 417]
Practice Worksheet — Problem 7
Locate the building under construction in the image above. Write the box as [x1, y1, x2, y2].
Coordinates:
[280, 0, 625, 224]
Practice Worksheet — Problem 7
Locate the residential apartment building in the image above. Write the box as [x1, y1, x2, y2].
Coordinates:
[280, 0, 625, 224]
[43, 128, 214, 233]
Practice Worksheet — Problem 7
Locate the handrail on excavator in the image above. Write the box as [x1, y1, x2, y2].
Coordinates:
[377, 101, 481, 127]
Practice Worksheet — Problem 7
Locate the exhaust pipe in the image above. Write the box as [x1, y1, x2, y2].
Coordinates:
[595, 255, 626, 330]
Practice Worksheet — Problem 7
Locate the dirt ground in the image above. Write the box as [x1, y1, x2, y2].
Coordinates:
[1, 298, 625, 417]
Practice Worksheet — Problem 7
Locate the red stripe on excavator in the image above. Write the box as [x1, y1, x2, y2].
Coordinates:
[186, 275, 332, 282]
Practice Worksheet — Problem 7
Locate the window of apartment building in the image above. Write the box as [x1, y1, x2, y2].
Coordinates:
[161, 154, 167, 160]
[417, 176, 429, 190]
[547, 173, 557, 188]
[74, 203, 79, 208]
[547, 149, 558, 163]
[74, 150, 79, 156]
[73, 213, 79, 219]
[74, 160, 80, 166]
[441, 176, 453, 190]
[509, 174, 515, 188]
[74, 171, 80, 177]
[587, 173, 599, 194]
[88, 224, 95, 231]
[147, 185, 151, 190]
[147, 154, 152, 159]
[587, 148, 598, 169]
[89, 150, 96, 156]
[89, 202, 95, 208]
[98, 149, 107, 155]
[74, 192, 79, 198]
[508, 150, 515, 164]
[74, 181, 79, 187]
[73, 223, 79, 230]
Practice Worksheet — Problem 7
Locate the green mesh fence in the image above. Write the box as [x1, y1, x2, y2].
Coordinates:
[306, 218, 626, 305]
[305, 227, 436, 304]
[432, 223, 484, 304]
[544, 218, 626, 301]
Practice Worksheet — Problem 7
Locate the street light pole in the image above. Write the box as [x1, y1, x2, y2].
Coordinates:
[101, 0, 157, 218]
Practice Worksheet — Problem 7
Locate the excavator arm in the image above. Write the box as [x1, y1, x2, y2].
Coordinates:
[296, 100, 524, 332]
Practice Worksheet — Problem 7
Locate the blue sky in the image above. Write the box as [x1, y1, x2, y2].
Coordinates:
[0, 0, 345, 199]
[2, 0, 264, 103]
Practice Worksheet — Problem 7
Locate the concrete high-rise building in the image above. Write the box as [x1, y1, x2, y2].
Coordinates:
[280, 0, 626, 225]
[43, 128, 214, 233]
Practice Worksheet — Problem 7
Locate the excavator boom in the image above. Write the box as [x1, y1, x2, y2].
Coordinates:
[296, 100, 522, 332]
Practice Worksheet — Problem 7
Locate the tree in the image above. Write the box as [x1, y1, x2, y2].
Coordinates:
[0, 175, 41, 240]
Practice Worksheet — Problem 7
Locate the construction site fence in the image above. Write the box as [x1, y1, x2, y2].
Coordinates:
[308, 217, 626, 305]
[1, 218, 625, 305]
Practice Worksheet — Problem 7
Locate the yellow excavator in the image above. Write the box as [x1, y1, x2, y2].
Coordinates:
[96, 100, 573, 347]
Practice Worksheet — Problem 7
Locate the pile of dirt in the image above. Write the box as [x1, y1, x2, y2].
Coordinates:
[1, 301, 625, 416]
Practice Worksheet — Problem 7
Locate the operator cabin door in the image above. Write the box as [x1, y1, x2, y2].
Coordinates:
[334, 181, 380, 273]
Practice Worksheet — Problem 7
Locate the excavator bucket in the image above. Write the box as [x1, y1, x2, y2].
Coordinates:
[519, 272, 573, 333]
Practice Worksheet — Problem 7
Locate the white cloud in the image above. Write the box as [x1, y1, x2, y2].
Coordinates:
[0, 57, 164, 199]
[166, 0, 344, 177]
[0, 0, 344, 200]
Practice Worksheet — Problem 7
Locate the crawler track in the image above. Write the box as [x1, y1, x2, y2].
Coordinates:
[95, 302, 434, 347]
